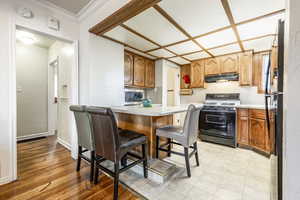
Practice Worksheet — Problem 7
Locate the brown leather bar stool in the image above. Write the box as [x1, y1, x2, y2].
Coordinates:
[87, 106, 148, 200]
[70, 105, 95, 182]
[156, 104, 201, 177]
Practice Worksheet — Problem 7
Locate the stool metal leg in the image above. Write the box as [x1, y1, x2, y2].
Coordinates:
[77, 146, 82, 171]
[167, 138, 171, 157]
[90, 151, 95, 182]
[184, 147, 191, 177]
[142, 143, 148, 178]
[193, 142, 200, 166]
[156, 136, 160, 159]
[114, 163, 120, 200]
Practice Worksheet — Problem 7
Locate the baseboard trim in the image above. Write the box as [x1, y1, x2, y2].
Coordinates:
[57, 137, 71, 150]
[0, 176, 12, 185]
[17, 132, 54, 142]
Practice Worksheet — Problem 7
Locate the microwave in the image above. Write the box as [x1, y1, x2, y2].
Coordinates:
[124, 89, 145, 105]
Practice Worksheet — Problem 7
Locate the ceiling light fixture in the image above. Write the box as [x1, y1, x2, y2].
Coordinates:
[16, 30, 37, 45]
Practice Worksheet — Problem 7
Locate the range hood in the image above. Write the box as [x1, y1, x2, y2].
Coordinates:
[205, 73, 239, 83]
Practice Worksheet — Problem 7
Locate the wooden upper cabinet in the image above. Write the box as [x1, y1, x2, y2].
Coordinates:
[239, 51, 253, 86]
[180, 64, 191, 89]
[124, 52, 134, 86]
[145, 59, 155, 88]
[205, 58, 220, 75]
[191, 60, 205, 88]
[220, 54, 238, 74]
[133, 55, 145, 87]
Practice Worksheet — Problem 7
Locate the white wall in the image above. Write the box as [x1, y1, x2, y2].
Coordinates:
[147, 59, 181, 106]
[0, 0, 78, 184]
[88, 35, 125, 106]
[284, 0, 300, 199]
[78, 0, 130, 105]
[181, 82, 265, 104]
[16, 42, 49, 138]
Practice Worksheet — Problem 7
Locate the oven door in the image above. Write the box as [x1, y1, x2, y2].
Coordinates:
[199, 111, 235, 139]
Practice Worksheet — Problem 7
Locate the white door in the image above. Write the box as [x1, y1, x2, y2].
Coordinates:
[166, 66, 181, 125]
[48, 58, 59, 135]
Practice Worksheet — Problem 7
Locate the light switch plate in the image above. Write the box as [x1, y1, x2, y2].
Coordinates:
[48, 17, 60, 31]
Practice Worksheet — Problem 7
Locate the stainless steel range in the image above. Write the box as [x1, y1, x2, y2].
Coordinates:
[199, 93, 240, 147]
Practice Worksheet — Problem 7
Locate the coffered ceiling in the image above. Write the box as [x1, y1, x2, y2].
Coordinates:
[102, 0, 285, 65]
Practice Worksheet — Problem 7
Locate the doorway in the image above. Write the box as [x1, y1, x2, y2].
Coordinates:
[15, 26, 78, 179]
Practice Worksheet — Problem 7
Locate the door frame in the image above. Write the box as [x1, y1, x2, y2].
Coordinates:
[9, 22, 79, 182]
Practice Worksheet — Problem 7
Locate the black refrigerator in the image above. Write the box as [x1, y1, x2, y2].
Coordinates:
[265, 20, 284, 200]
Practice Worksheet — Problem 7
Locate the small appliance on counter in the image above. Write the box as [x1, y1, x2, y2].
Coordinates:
[142, 99, 152, 107]
[199, 93, 240, 147]
[124, 88, 145, 106]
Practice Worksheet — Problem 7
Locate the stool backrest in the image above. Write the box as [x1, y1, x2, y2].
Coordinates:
[183, 104, 201, 146]
[70, 105, 94, 150]
[87, 107, 120, 162]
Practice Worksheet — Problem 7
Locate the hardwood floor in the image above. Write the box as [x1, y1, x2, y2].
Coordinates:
[0, 136, 141, 200]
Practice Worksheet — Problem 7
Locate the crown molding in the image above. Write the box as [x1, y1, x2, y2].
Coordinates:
[77, 0, 109, 22]
[32, 0, 78, 22]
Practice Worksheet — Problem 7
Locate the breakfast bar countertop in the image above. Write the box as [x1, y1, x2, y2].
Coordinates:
[111, 104, 203, 117]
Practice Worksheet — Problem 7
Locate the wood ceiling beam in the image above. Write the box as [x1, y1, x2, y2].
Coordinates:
[89, 0, 161, 35]
[120, 24, 191, 62]
[120, 24, 161, 46]
[165, 58, 181, 66]
[221, 0, 245, 52]
[153, 5, 215, 58]
[164, 34, 276, 59]
[101, 35, 159, 59]
[145, 8, 284, 54]
[236, 9, 285, 26]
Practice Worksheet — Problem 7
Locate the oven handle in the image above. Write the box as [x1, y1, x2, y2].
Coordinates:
[205, 114, 227, 125]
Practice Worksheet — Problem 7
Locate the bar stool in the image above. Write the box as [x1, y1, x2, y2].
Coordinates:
[156, 104, 201, 177]
[87, 106, 148, 200]
[70, 105, 95, 182]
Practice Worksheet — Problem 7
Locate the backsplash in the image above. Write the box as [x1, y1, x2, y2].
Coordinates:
[180, 81, 265, 105]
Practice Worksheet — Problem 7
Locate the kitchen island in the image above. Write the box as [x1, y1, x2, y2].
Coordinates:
[111, 104, 202, 159]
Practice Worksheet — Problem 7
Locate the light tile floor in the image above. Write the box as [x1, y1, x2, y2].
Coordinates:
[120, 140, 272, 200]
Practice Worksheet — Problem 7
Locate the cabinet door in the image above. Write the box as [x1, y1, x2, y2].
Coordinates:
[133, 55, 145, 87]
[220, 54, 238, 74]
[180, 64, 191, 89]
[238, 116, 249, 145]
[239, 52, 253, 86]
[145, 59, 155, 88]
[191, 60, 204, 88]
[124, 52, 134, 86]
[237, 109, 249, 146]
[249, 118, 267, 152]
[205, 58, 220, 75]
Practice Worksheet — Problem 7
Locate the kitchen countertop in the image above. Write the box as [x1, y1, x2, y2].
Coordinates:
[236, 104, 267, 109]
[111, 104, 203, 117]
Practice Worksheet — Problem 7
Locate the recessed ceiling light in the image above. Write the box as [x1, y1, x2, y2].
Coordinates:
[16, 30, 37, 45]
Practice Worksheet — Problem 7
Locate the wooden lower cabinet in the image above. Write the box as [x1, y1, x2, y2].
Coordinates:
[237, 108, 274, 155]
[249, 118, 268, 152]
[237, 116, 249, 146]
